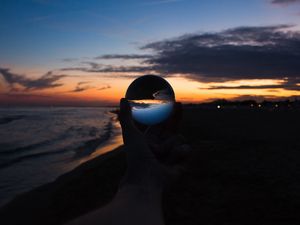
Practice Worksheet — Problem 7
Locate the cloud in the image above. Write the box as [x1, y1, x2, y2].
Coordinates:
[71, 82, 93, 92]
[72, 86, 90, 92]
[70, 82, 111, 92]
[77, 81, 90, 85]
[59, 25, 300, 90]
[271, 0, 300, 5]
[98, 84, 111, 91]
[142, 25, 300, 82]
[0, 68, 67, 91]
[94, 54, 152, 60]
[62, 58, 79, 62]
[61, 63, 153, 73]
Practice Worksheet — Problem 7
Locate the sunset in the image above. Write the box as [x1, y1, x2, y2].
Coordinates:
[1, 0, 300, 106]
[1, 1, 300, 225]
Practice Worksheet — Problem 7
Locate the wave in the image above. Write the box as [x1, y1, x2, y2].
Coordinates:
[0, 147, 71, 169]
[0, 120, 114, 169]
[0, 131, 70, 155]
[0, 125, 103, 155]
[72, 119, 113, 158]
[0, 115, 25, 125]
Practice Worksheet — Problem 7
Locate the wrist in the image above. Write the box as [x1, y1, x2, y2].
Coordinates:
[117, 183, 163, 201]
[120, 169, 165, 190]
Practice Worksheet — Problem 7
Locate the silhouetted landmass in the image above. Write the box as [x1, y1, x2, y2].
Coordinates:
[1, 106, 300, 225]
[185, 99, 300, 110]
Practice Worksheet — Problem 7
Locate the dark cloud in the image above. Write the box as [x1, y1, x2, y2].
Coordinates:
[94, 54, 152, 60]
[72, 86, 90, 92]
[271, 0, 300, 5]
[70, 82, 111, 92]
[142, 25, 300, 82]
[61, 63, 152, 73]
[0, 68, 67, 91]
[77, 81, 90, 85]
[71, 82, 93, 92]
[82, 62, 101, 69]
[98, 84, 111, 91]
[62, 58, 78, 62]
[59, 25, 300, 90]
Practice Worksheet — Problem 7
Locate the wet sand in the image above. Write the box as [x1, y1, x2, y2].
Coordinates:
[1, 107, 300, 225]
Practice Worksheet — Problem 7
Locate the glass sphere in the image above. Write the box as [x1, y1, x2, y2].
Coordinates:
[125, 75, 175, 126]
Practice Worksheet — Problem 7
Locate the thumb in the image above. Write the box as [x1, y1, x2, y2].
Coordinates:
[119, 98, 133, 128]
[119, 98, 141, 145]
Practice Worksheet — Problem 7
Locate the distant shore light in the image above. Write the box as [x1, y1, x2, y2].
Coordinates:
[217, 105, 221, 109]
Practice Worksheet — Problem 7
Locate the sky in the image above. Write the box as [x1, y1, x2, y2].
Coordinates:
[1, 0, 300, 106]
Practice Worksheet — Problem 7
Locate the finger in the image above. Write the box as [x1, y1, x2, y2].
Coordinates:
[119, 98, 141, 145]
[119, 98, 154, 157]
[119, 98, 133, 129]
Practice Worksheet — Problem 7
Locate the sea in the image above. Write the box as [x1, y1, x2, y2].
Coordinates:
[0, 107, 122, 207]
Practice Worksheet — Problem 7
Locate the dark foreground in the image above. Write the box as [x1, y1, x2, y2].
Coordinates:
[1, 107, 300, 225]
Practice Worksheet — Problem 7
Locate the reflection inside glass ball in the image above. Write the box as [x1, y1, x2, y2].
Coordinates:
[125, 75, 175, 126]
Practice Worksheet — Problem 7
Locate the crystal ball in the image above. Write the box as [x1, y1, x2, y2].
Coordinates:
[125, 75, 175, 126]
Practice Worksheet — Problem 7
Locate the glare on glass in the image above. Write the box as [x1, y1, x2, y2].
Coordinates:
[125, 75, 175, 126]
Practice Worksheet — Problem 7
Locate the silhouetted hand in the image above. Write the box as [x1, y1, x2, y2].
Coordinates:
[65, 99, 189, 225]
[119, 98, 190, 190]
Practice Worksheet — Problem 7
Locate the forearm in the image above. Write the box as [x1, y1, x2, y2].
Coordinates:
[66, 184, 164, 225]
[115, 184, 164, 225]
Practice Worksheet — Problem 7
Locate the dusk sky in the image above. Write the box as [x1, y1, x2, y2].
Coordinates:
[1, 0, 300, 106]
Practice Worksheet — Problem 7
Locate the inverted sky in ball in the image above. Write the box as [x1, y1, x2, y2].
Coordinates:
[125, 75, 175, 126]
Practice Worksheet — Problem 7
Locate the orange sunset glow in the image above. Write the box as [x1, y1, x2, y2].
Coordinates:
[1, 71, 300, 106]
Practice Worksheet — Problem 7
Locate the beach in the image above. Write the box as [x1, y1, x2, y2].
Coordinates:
[1, 106, 300, 225]
[0, 107, 122, 207]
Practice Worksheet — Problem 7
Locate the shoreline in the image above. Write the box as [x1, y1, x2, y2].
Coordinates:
[73, 112, 123, 166]
[0, 144, 127, 225]
[0, 110, 123, 208]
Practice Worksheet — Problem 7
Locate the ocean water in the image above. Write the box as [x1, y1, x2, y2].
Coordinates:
[0, 107, 121, 206]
